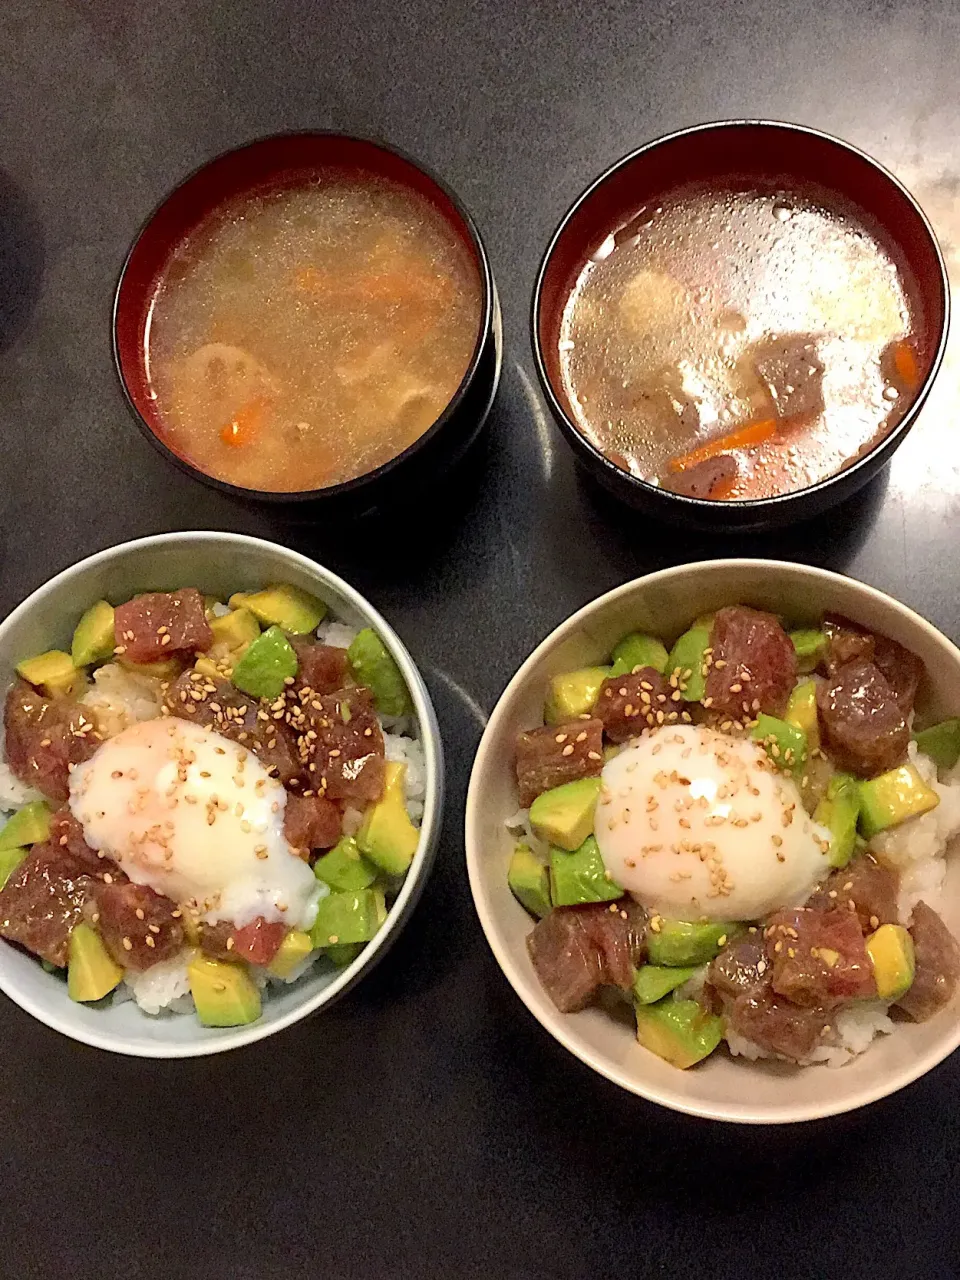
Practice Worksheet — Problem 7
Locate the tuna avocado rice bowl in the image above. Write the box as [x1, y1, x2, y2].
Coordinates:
[506, 606, 960, 1070]
[0, 581, 425, 1027]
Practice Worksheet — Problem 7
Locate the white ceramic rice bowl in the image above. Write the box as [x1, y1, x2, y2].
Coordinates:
[465, 559, 960, 1123]
[0, 533, 443, 1057]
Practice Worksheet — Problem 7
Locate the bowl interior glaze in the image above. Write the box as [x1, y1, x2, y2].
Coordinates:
[466, 560, 960, 1122]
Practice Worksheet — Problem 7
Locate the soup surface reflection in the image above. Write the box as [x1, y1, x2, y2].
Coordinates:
[559, 187, 921, 500]
[146, 179, 482, 491]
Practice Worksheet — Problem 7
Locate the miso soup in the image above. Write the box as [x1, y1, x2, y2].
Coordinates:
[146, 179, 482, 492]
[559, 187, 923, 501]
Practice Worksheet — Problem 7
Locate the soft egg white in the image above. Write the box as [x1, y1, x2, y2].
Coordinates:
[595, 724, 830, 922]
[69, 717, 320, 930]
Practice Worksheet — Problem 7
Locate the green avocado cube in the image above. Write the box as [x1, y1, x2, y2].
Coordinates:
[752, 713, 808, 775]
[67, 923, 124, 1003]
[231, 625, 299, 698]
[632, 964, 698, 1005]
[609, 633, 669, 678]
[865, 923, 915, 1000]
[324, 942, 364, 967]
[785, 680, 819, 748]
[310, 888, 386, 948]
[267, 930, 314, 979]
[230, 584, 327, 634]
[647, 919, 740, 967]
[549, 835, 622, 906]
[814, 772, 860, 868]
[913, 719, 960, 772]
[858, 763, 940, 839]
[0, 846, 28, 891]
[71, 600, 116, 667]
[188, 956, 262, 1027]
[356, 761, 419, 876]
[17, 650, 81, 697]
[314, 836, 379, 892]
[666, 626, 711, 701]
[529, 776, 602, 852]
[790, 628, 828, 673]
[0, 800, 53, 852]
[508, 843, 552, 918]
[347, 628, 412, 717]
[544, 667, 611, 723]
[635, 997, 725, 1069]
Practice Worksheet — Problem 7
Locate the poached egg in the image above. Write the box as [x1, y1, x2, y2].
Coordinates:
[68, 717, 320, 930]
[594, 724, 830, 922]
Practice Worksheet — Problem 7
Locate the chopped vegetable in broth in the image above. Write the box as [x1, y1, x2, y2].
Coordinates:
[559, 187, 922, 500]
[146, 180, 482, 491]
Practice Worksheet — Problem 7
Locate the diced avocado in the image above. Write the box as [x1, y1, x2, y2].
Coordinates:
[913, 718, 960, 772]
[67, 923, 124, 1002]
[865, 923, 915, 1001]
[71, 600, 115, 667]
[858, 763, 940, 839]
[346, 628, 412, 717]
[544, 666, 611, 723]
[634, 997, 725, 1069]
[752, 712, 807, 775]
[0, 799, 53, 851]
[609, 633, 669, 678]
[528, 776, 602, 852]
[314, 835, 379, 892]
[229, 583, 327, 634]
[666, 626, 711, 701]
[0, 847, 27, 890]
[231, 625, 299, 699]
[632, 964, 698, 1005]
[356, 761, 419, 876]
[267, 929, 314, 979]
[508, 843, 552, 918]
[194, 656, 225, 681]
[119, 656, 182, 679]
[814, 772, 860, 868]
[310, 887, 386, 948]
[647, 919, 740, 967]
[549, 835, 622, 906]
[188, 956, 262, 1027]
[16, 649, 80, 697]
[325, 942, 363, 967]
[209, 607, 261, 653]
[790, 628, 828, 673]
[785, 680, 819, 749]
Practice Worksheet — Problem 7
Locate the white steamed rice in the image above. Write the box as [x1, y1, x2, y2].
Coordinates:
[2, 606, 425, 1019]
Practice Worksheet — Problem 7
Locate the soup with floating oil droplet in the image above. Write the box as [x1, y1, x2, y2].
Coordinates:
[558, 186, 925, 500]
[146, 179, 482, 492]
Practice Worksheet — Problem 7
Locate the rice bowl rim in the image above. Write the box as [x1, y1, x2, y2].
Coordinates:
[465, 558, 960, 1123]
[0, 531, 443, 1057]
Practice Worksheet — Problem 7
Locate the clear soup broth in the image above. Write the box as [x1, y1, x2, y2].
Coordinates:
[559, 185, 923, 501]
[146, 178, 482, 492]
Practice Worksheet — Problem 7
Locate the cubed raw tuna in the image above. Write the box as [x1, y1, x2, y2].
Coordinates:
[596, 668, 680, 742]
[515, 719, 604, 809]
[91, 880, 184, 971]
[765, 907, 876, 1006]
[295, 686, 385, 803]
[4, 680, 102, 803]
[725, 988, 832, 1061]
[526, 901, 646, 1012]
[805, 854, 900, 934]
[817, 660, 909, 777]
[897, 901, 960, 1021]
[0, 844, 95, 966]
[283, 792, 342, 854]
[705, 607, 797, 721]
[291, 641, 349, 696]
[114, 588, 213, 664]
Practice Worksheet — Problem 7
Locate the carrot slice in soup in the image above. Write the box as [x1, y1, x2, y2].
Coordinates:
[220, 397, 268, 448]
[892, 339, 920, 391]
[668, 418, 777, 474]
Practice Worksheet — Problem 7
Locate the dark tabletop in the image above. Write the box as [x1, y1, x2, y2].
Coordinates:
[3, 2, 960, 1277]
